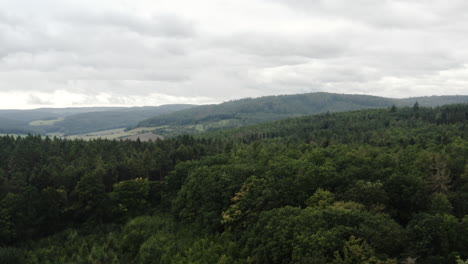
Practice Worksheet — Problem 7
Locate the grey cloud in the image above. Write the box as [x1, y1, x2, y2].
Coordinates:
[0, 15, 46, 57]
[0, 8, 195, 59]
[0, 12, 23, 25]
[1, 0, 468, 109]
[27, 94, 52, 105]
[215, 26, 462, 82]
[61, 12, 196, 38]
[271, 0, 448, 29]
[216, 31, 349, 59]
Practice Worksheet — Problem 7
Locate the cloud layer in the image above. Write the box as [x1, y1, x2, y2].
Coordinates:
[1, 0, 468, 108]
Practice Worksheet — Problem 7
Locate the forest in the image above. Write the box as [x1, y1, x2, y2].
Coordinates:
[0, 105, 193, 136]
[136, 93, 468, 136]
[0, 103, 468, 263]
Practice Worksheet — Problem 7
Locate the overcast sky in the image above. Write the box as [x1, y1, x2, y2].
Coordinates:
[1, 0, 468, 109]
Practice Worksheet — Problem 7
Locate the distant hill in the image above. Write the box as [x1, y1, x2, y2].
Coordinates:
[0, 107, 129, 123]
[2, 93, 467, 138]
[0, 116, 32, 134]
[0, 104, 195, 136]
[136, 93, 468, 136]
[45, 105, 195, 135]
[204, 102, 468, 145]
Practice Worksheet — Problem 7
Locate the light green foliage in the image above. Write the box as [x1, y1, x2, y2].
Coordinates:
[175, 236, 240, 264]
[305, 188, 335, 208]
[25, 215, 241, 264]
[29, 118, 64, 126]
[332, 236, 397, 264]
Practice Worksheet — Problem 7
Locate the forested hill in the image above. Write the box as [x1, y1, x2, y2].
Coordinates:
[1, 104, 468, 263]
[136, 92, 468, 135]
[0, 104, 194, 135]
[206, 103, 468, 145]
[42, 105, 195, 135]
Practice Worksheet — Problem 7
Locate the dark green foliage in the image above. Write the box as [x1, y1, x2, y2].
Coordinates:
[73, 164, 109, 223]
[0, 247, 25, 264]
[406, 213, 460, 258]
[241, 202, 405, 263]
[172, 163, 257, 231]
[0, 104, 467, 263]
[136, 92, 468, 136]
[110, 178, 153, 220]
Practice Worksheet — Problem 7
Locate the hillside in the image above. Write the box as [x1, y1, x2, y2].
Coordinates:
[0, 107, 128, 123]
[0, 104, 195, 136]
[0, 117, 31, 134]
[1, 104, 467, 263]
[206, 103, 468, 145]
[136, 92, 468, 136]
[43, 105, 195, 135]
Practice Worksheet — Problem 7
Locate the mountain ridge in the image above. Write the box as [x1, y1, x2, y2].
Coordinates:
[0, 104, 195, 135]
[135, 92, 468, 136]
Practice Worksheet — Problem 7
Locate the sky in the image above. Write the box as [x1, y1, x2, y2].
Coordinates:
[1, 0, 468, 109]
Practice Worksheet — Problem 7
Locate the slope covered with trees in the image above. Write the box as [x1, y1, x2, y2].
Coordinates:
[0, 104, 194, 136]
[44, 105, 195, 135]
[1, 104, 468, 263]
[136, 92, 468, 136]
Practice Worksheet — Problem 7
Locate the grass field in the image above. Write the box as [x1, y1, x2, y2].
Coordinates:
[29, 118, 64, 126]
[1, 127, 163, 141]
[64, 127, 161, 140]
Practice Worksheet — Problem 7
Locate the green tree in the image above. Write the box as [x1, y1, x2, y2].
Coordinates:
[429, 193, 453, 214]
[332, 236, 397, 264]
[73, 164, 108, 223]
[305, 188, 335, 208]
[110, 178, 151, 219]
[406, 213, 458, 259]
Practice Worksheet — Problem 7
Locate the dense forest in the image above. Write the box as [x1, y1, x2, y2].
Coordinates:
[1, 104, 468, 263]
[136, 93, 468, 136]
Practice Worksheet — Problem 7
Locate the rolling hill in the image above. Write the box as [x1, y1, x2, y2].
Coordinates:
[0, 104, 195, 136]
[136, 92, 468, 136]
[2, 92, 467, 138]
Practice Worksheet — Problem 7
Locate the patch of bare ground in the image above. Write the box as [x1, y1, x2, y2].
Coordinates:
[124, 132, 164, 142]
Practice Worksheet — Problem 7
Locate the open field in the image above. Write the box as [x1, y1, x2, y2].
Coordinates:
[64, 127, 162, 140]
[124, 132, 164, 141]
[29, 118, 64, 126]
[0, 127, 164, 141]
